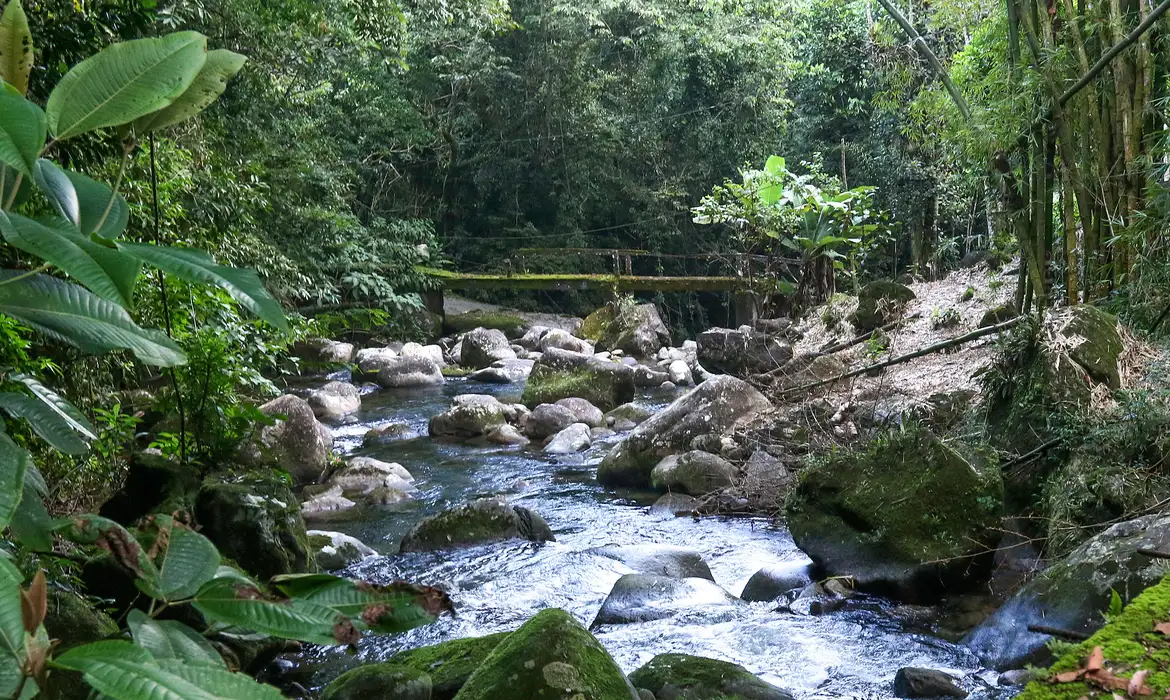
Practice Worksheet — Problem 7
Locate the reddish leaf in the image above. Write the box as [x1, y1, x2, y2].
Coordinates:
[1155, 622, 1170, 636]
[1088, 646, 1105, 672]
[1054, 670, 1087, 683]
[19, 569, 46, 633]
[1130, 670, 1151, 696]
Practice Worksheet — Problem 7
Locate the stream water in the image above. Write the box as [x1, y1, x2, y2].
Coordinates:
[299, 378, 1015, 699]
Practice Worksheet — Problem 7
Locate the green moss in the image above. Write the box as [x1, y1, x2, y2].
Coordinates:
[442, 366, 474, 377]
[522, 364, 633, 411]
[389, 632, 510, 699]
[1064, 306, 1123, 388]
[1018, 575, 1170, 700]
[453, 609, 633, 700]
[850, 280, 916, 331]
[399, 498, 552, 553]
[628, 653, 789, 700]
[444, 310, 528, 335]
[321, 663, 432, 700]
[580, 306, 616, 342]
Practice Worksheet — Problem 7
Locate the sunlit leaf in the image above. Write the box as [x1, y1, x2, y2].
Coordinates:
[134, 49, 247, 133]
[0, 1, 31, 95]
[34, 159, 129, 240]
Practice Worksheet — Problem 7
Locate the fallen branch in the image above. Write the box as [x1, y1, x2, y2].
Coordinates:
[1001, 438, 1063, 472]
[1028, 624, 1091, 641]
[814, 314, 921, 358]
[1137, 548, 1170, 559]
[777, 316, 1027, 397]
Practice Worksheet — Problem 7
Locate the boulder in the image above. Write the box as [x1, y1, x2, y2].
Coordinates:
[650, 451, 737, 495]
[740, 562, 814, 603]
[454, 608, 637, 700]
[978, 304, 1018, 329]
[628, 654, 793, 700]
[786, 426, 1003, 601]
[526, 403, 576, 439]
[300, 485, 358, 519]
[581, 303, 671, 357]
[461, 328, 517, 369]
[544, 423, 592, 454]
[697, 326, 792, 376]
[964, 513, 1170, 670]
[1059, 305, 1124, 388]
[540, 328, 593, 354]
[742, 450, 793, 497]
[296, 337, 355, 365]
[388, 633, 510, 700]
[245, 394, 333, 484]
[592, 574, 740, 626]
[355, 346, 397, 374]
[399, 497, 554, 553]
[307, 381, 362, 422]
[468, 358, 534, 384]
[328, 456, 415, 496]
[587, 544, 713, 580]
[364, 422, 414, 446]
[668, 359, 693, 386]
[321, 664, 431, 700]
[604, 403, 653, 426]
[597, 376, 771, 488]
[555, 397, 604, 427]
[631, 365, 671, 388]
[308, 530, 377, 570]
[195, 471, 315, 581]
[376, 355, 445, 388]
[650, 494, 700, 517]
[486, 424, 529, 446]
[893, 668, 967, 699]
[402, 342, 447, 367]
[522, 348, 636, 411]
[851, 280, 916, 331]
[444, 310, 528, 337]
[429, 395, 509, 441]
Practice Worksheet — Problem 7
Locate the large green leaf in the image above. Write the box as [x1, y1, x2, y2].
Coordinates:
[0, 391, 89, 453]
[8, 477, 51, 551]
[0, 433, 28, 530]
[154, 526, 220, 601]
[157, 660, 285, 700]
[127, 611, 223, 668]
[10, 373, 97, 441]
[54, 514, 158, 581]
[0, 272, 186, 366]
[34, 159, 129, 241]
[54, 641, 220, 700]
[118, 243, 288, 331]
[0, 557, 23, 698]
[134, 49, 247, 133]
[0, 164, 30, 210]
[272, 575, 452, 634]
[0, 1, 31, 95]
[0, 92, 42, 177]
[45, 32, 208, 140]
[0, 212, 138, 306]
[192, 578, 349, 646]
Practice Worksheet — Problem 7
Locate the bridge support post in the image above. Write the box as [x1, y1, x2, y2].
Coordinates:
[733, 293, 758, 327]
[421, 288, 445, 327]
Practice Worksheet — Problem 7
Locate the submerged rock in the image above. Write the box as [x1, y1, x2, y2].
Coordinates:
[388, 632, 511, 700]
[650, 450, 737, 495]
[587, 544, 714, 581]
[455, 608, 637, 700]
[364, 422, 414, 446]
[243, 394, 334, 484]
[486, 424, 529, 446]
[376, 355, 445, 388]
[461, 327, 517, 369]
[628, 653, 793, 700]
[522, 347, 636, 411]
[893, 668, 967, 699]
[308, 529, 377, 569]
[544, 423, 592, 454]
[964, 513, 1170, 670]
[591, 574, 740, 626]
[786, 425, 1002, 601]
[399, 497, 554, 553]
[321, 664, 431, 700]
[429, 395, 509, 441]
[598, 376, 771, 488]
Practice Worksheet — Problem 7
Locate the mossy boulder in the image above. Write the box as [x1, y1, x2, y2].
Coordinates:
[242, 394, 334, 484]
[321, 664, 432, 700]
[1059, 305, 1124, 389]
[445, 310, 528, 337]
[42, 589, 120, 699]
[978, 303, 1018, 328]
[99, 450, 198, 525]
[522, 348, 636, 411]
[399, 497, 554, 553]
[1014, 573, 1170, 700]
[650, 451, 737, 495]
[598, 376, 771, 488]
[696, 326, 792, 377]
[429, 395, 510, 441]
[195, 471, 316, 581]
[389, 633, 511, 700]
[965, 514, 1170, 670]
[785, 425, 1003, 601]
[581, 303, 671, 357]
[627, 653, 793, 700]
[452, 608, 638, 700]
[460, 328, 517, 369]
[850, 280, 916, 331]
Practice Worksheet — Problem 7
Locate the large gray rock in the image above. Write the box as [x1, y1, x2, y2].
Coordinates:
[597, 376, 771, 488]
[587, 544, 714, 580]
[461, 327, 516, 369]
[555, 397, 604, 427]
[300, 485, 357, 518]
[296, 337, 354, 364]
[851, 280, 916, 331]
[468, 358, 534, 384]
[697, 326, 792, 376]
[650, 451, 737, 495]
[786, 425, 1003, 602]
[543, 423, 592, 454]
[429, 394, 509, 441]
[306, 381, 362, 422]
[399, 497, 554, 553]
[355, 346, 397, 374]
[245, 394, 334, 484]
[592, 574, 740, 626]
[375, 355, 445, 388]
[327, 456, 415, 496]
[539, 328, 593, 354]
[517, 325, 550, 350]
[964, 514, 1170, 670]
[308, 529, 377, 570]
[629, 654, 793, 700]
[581, 303, 671, 357]
[1057, 305, 1124, 389]
[740, 562, 814, 602]
[525, 403, 578, 439]
[522, 347, 636, 411]
[401, 342, 446, 367]
[894, 669, 967, 699]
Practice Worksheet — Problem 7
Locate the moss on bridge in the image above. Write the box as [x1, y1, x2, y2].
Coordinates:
[417, 266, 779, 293]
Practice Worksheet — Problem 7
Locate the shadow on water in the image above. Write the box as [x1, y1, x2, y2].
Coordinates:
[302, 377, 1015, 699]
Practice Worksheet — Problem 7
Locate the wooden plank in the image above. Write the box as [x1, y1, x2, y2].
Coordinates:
[416, 266, 757, 292]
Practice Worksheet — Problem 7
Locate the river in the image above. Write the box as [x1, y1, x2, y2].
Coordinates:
[299, 377, 1015, 699]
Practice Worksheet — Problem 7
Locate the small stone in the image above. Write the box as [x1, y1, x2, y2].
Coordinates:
[893, 668, 967, 699]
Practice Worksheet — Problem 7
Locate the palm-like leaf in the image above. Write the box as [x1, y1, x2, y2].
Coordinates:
[127, 611, 224, 667]
[0, 392, 89, 453]
[10, 372, 97, 440]
[45, 32, 208, 140]
[193, 578, 345, 646]
[34, 160, 129, 240]
[0, 272, 185, 366]
[134, 49, 247, 133]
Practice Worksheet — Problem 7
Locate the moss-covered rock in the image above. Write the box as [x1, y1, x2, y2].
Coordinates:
[321, 664, 432, 700]
[453, 608, 638, 700]
[42, 589, 121, 700]
[389, 633, 511, 700]
[99, 450, 198, 525]
[399, 497, 554, 553]
[241, 394, 334, 484]
[1060, 305, 1124, 388]
[696, 326, 792, 377]
[1014, 574, 1170, 700]
[581, 303, 670, 357]
[978, 303, 1018, 328]
[627, 653, 793, 700]
[522, 348, 635, 411]
[965, 514, 1170, 670]
[195, 471, 317, 581]
[429, 395, 509, 441]
[850, 280, 916, 331]
[598, 376, 771, 488]
[460, 328, 517, 369]
[785, 425, 1003, 601]
[445, 310, 528, 337]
